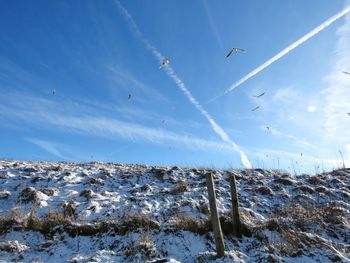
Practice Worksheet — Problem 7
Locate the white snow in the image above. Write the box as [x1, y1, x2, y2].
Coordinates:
[0, 160, 348, 262]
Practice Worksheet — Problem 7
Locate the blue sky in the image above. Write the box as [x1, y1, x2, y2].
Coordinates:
[0, 0, 349, 172]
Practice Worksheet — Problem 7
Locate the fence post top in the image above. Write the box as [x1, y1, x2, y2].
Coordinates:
[205, 172, 214, 178]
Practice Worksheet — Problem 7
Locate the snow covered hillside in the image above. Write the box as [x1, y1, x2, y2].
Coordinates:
[0, 160, 349, 262]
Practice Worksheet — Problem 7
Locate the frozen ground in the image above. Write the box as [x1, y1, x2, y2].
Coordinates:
[0, 160, 349, 262]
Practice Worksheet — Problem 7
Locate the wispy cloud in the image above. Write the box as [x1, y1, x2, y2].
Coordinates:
[203, 0, 223, 50]
[262, 126, 312, 148]
[0, 91, 235, 155]
[272, 87, 299, 104]
[250, 147, 346, 173]
[114, 0, 252, 168]
[322, 12, 350, 144]
[25, 138, 67, 160]
[106, 65, 170, 104]
[214, 5, 350, 100]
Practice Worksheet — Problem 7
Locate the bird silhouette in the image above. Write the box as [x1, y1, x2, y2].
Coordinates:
[128, 94, 132, 101]
[226, 47, 245, 58]
[253, 92, 265, 98]
[251, 106, 260, 111]
[52, 89, 56, 95]
[343, 71, 350, 75]
[159, 58, 169, 69]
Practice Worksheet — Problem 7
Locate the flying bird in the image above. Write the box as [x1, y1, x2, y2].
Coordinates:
[251, 106, 260, 112]
[347, 113, 350, 116]
[266, 126, 270, 131]
[343, 71, 350, 75]
[159, 58, 169, 68]
[52, 89, 56, 95]
[128, 94, 132, 101]
[253, 92, 265, 98]
[226, 47, 245, 58]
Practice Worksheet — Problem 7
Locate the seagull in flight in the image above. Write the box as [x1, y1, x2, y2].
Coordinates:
[251, 106, 260, 112]
[52, 89, 56, 95]
[253, 92, 265, 98]
[343, 71, 350, 75]
[128, 94, 132, 101]
[159, 58, 169, 69]
[226, 47, 245, 58]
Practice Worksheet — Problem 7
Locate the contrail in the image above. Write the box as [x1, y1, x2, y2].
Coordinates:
[214, 5, 350, 100]
[115, 0, 251, 168]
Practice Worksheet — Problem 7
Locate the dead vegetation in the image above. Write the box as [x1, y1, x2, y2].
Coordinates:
[256, 201, 350, 258]
[18, 187, 39, 203]
[0, 207, 161, 238]
[150, 167, 168, 181]
[124, 232, 158, 261]
[0, 240, 29, 252]
[172, 215, 211, 234]
[170, 180, 190, 194]
[0, 160, 349, 261]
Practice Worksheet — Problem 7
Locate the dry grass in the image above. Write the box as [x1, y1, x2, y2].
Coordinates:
[260, 201, 349, 257]
[150, 167, 167, 181]
[0, 209, 24, 234]
[172, 215, 211, 234]
[62, 200, 77, 220]
[0, 205, 119, 238]
[0, 206, 165, 238]
[120, 213, 160, 234]
[170, 180, 190, 194]
[124, 232, 158, 261]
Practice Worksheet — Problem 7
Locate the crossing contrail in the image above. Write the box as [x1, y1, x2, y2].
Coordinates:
[115, 0, 252, 168]
[213, 5, 350, 101]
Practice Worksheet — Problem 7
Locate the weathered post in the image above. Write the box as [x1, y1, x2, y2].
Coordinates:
[229, 173, 242, 237]
[205, 172, 225, 257]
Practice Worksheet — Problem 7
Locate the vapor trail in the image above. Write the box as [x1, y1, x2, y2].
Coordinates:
[216, 5, 350, 100]
[115, 0, 251, 168]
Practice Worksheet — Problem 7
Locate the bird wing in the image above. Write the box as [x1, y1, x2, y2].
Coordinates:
[226, 49, 234, 58]
[253, 92, 265, 98]
[251, 106, 260, 111]
[343, 71, 350, 75]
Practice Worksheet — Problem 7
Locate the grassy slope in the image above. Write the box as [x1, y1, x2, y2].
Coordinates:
[0, 160, 349, 262]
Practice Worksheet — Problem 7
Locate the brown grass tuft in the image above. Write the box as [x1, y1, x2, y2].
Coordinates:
[170, 180, 190, 194]
[172, 215, 210, 234]
[120, 213, 160, 234]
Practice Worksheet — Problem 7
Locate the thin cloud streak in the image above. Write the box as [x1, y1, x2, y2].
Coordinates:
[115, 0, 252, 168]
[0, 92, 233, 155]
[203, 0, 224, 50]
[264, 126, 312, 148]
[26, 138, 67, 160]
[215, 5, 350, 100]
[106, 66, 170, 104]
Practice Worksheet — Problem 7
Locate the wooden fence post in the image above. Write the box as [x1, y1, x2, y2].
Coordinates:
[229, 173, 242, 237]
[205, 172, 225, 257]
